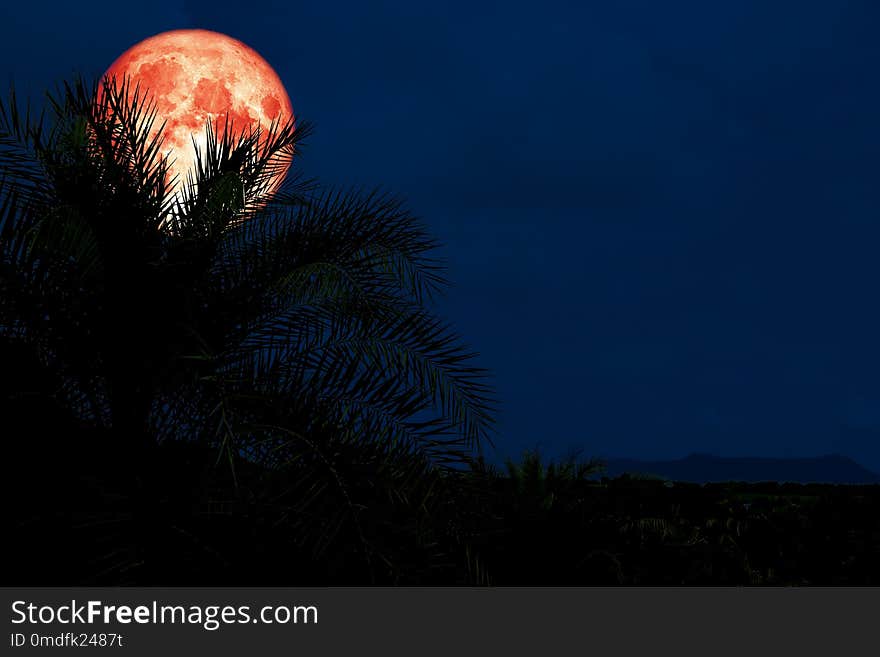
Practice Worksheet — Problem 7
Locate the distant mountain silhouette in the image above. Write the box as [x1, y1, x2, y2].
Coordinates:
[603, 453, 880, 484]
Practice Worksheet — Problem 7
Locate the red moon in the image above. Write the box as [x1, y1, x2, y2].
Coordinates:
[103, 29, 294, 206]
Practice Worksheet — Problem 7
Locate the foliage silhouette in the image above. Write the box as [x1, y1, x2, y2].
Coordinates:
[1, 74, 495, 584]
[504, 448, 605, 514]
[455, 453, 880, 585]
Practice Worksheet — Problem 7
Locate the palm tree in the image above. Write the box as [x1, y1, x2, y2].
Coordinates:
[0, 75, 495, 583]
[504, 449, 605, 514]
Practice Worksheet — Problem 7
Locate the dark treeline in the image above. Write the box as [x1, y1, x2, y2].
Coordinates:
[8, 423, 880, 585]
[461, 453, 880, 585]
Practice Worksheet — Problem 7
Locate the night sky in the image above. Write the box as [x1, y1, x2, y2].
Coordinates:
[3, 1, 880, 469]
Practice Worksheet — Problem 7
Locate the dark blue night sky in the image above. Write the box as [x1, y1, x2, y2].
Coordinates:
[4, 1, 880, 468]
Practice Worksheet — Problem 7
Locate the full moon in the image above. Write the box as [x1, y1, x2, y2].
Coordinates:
[103, 29, 294, 207]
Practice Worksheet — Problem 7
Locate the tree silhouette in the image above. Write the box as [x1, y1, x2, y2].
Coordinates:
[0, 75, 495, 583]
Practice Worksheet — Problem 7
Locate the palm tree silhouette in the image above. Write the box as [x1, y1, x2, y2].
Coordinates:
[0, 75, 495, 583]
